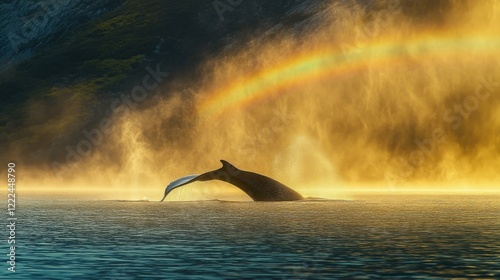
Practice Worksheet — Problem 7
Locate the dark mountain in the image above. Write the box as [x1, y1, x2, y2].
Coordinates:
[1, 0, 325, 165]
[0, 0, 459, 167]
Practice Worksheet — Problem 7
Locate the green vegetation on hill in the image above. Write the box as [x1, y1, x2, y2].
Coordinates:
[0, 0, 212, 161]
[1, 0, 312, 164]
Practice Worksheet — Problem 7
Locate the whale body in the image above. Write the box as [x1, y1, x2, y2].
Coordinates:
[161, 160, 303, 202]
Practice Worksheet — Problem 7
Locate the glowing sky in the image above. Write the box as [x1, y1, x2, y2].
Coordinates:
[19, 0, 500, 200]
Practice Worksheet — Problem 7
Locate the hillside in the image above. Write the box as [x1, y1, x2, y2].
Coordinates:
[1, 0, 316, 165]
[2, 0, 495, 189]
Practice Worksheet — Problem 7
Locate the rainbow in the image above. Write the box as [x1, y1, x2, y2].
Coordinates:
[198, 34, 500, 118]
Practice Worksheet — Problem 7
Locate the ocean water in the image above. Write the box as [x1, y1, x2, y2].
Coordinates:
[8, 195, 500, 279]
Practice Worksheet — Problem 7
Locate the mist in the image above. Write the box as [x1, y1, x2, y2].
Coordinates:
[21, 0, 500, 199]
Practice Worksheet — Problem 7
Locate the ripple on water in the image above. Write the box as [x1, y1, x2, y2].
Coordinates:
[13, 196, 500, 279]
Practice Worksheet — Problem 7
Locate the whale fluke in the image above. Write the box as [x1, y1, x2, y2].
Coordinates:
[161, 160, 303, 202]
[160, 174, 201, 202]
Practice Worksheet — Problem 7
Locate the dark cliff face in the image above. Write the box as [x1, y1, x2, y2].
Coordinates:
[0, 0, 123, 71]
[0, 0, 464, 167]
[0, 0, 317, 164]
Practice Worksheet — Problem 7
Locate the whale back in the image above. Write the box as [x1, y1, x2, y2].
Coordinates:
[195, 160, 303, 201]
[193, 160, 241, 182]
[230, 169, 303, 201]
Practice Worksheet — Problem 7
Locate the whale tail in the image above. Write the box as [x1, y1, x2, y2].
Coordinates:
[161, 159, 303, 202]
[220, 160, 240, 174]
[195, 160, 241, 182]
[160, 160, 239, 201]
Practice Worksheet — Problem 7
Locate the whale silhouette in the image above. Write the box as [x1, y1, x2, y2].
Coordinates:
[160, 160, 303, 201]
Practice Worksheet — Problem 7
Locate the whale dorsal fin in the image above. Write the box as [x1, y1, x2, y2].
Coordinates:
[220, 160, 238, 171]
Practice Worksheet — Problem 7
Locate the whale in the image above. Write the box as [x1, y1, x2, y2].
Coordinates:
[160, 160, 303, 201]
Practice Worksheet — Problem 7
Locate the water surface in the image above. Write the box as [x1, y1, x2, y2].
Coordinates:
[10, 195, 500, 279]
